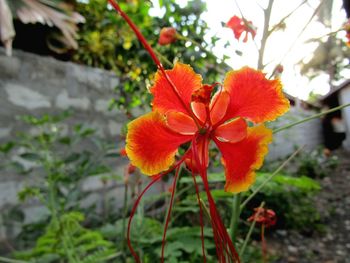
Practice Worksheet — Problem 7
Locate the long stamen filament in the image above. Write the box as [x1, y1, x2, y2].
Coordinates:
[161, 166, 181, 262]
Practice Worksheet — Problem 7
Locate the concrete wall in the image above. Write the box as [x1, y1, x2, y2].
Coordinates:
[339, 85, 350, 150]
[0, 47, 131, 241]
[267, 107, 323, 160]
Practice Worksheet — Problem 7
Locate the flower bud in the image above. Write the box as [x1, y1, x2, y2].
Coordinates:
[158, 27, 177, 45]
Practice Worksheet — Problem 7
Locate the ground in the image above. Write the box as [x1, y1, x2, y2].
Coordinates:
[270, 149, 350, 263]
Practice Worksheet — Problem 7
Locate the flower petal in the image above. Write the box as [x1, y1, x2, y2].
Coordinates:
[191, 101, 207, 124]
[126, 112, 192, 175]
[223, 67, 290, 123]
[215, 125, 272, 193]
[165, 111, 197, 135]
[151, 63, 202, 115]
[185, 136, 210, 173]
[213, 117, 247, 143]
[210, 91, 230, 125]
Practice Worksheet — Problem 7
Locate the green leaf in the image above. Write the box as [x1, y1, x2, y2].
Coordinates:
[0, 141, 15, 153]
[20, 152, 42, 161]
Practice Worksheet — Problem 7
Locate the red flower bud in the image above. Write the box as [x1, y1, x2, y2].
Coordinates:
[275, 64, 284, 74]
[158, 27, 177, 45]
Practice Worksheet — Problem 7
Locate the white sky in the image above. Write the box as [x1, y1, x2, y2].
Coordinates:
[150, 0, 348, 100]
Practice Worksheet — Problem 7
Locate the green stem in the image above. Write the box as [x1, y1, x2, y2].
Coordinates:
[47, 176, 58, 226]
[273, 103, 350, 134]
[154, 50, 173, 68]
[240, 147, 303, 211]
[121, 183, 129, 261]
[277, 0, 324, 65]
[239, 202, 265, 258]
[62, 229, 78, 263]
[229, 193, 242, 242]
[199, 198, 211, 221]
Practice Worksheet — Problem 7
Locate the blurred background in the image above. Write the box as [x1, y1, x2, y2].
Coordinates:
[0, 0, 349, 262]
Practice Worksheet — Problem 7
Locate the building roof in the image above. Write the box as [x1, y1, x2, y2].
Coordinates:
[321, 79, 350, 101]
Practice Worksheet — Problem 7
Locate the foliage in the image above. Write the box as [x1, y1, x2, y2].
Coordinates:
[14, 212, 116, 263]
[249, 173, 321, 231]
[73, 0, 227, 115]
[101, 216, 216, 263]
[178, 171, 322, 232]
[293, 147, 339, 178]
[0, 111, 120, 252]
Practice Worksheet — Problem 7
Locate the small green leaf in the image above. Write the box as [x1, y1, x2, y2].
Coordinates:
[20, 152, 41, 161]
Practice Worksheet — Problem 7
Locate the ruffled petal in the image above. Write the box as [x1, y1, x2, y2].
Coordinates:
[215, 125, 272, 193]
[213, 117, 247, 143]
[151, 63, 202, 115]
[126, 112, 192, 175]
[223, 67, 290, 123]
[165, 111, 197, 135]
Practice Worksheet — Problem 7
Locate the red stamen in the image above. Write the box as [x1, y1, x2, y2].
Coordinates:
[127, 152, 190, 262]
[261, 224, 267, 263]
[161, 165, 181, 262]
[190, 150, 206, 262]
[191, 136, 240, 262]
[127, 173, 163, 263]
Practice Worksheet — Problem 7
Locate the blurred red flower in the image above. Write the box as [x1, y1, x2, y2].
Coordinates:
[226, 15, 257, 42]
[158, 27, 177, 45]
[248, 207, 277, 228]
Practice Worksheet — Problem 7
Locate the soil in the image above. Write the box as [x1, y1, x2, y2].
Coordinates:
[269, 149, 350, 263]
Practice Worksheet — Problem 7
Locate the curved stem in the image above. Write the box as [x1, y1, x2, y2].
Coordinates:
[108, 0, 200, 123]
[273, 103, 350, 134]
[191, 172, 207, 262]
[127, 174, 164, 263]
[229, 193, 241, 243]
[239, 202, 265, 258]
[240, 147, 303, 211]
[161, 166, 181, 262]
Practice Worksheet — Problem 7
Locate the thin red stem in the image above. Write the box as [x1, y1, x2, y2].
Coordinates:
[126, 152, 190, 262]
[190, 150, 206, 262]
[108, 0, 162, 69]
[127, 173, 163, 263]
[261, 224, 267, 263]
[107, 0, 200, 122]
[161, 165, 181, 262]
[191, 136, 240, 262]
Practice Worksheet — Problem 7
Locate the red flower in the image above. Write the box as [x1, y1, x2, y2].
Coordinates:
[345, 19, 350, 47]
[226, 15, 257, 42]
[248, 207, 277, 228]
[158, 27, 177, 45]
[120, 148, 128, 156]
[126, 63, 289, 193]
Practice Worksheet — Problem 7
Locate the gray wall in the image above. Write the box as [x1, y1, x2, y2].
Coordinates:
[268, 107, 323, 160]
[339, 85, 350, 150]
[0, 48, 131, 241]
